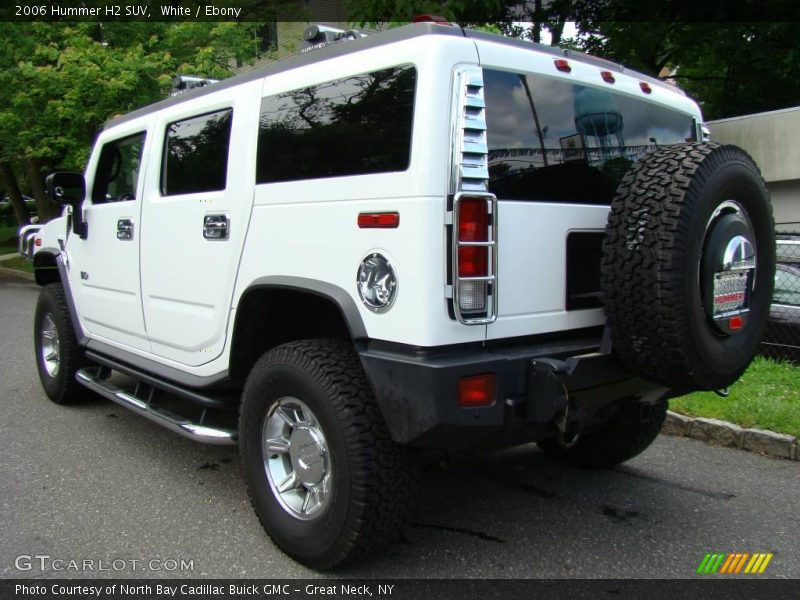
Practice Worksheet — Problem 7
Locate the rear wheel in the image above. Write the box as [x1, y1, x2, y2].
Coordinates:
[538, 401, 668, 468]
[34, 283, 87, 405]
[239, 339, 411, 570]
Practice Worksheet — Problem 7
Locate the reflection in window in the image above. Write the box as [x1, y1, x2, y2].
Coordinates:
[483, 70, 695, 204]
[256, 65, 416, 183]
[92, 133, 146, 203]
[162, 109, 233, 196]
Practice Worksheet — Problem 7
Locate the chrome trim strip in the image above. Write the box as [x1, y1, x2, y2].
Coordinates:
[76, 368, 237, 445]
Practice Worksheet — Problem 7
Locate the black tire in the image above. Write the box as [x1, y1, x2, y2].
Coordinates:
[239, 339, 411, 570]
[33, 282, 87, 405]
[538, 401, 668, 468]
[602, 142, 775, 391]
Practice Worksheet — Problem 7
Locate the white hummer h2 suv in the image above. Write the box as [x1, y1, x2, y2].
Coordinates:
[22, 21, 775, 569]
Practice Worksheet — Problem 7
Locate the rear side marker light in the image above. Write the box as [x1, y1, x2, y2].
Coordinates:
[458, 374, 496, 408]
[554, 59, 571, 73]
[640, 82, 652, 94]
[601, 70, 615, 83]
[358, 212, 399, 228]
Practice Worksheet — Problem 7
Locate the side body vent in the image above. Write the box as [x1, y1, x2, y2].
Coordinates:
[449, 67, 489, 194]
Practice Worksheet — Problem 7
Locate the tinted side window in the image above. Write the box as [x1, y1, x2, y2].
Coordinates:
[92, 133, 146, 204]
[162, 109, 232, 196]
[256, 65, 416, 183]
[483, 69, 695, 204]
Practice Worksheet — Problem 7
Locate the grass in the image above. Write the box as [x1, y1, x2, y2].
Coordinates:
[0, 224, 19, 249]
[0, 255, 34, 273]
[671, 356, 800, 437]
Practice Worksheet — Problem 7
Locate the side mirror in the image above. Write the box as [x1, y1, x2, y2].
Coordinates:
[46, 172, 85, 206]
[46, 172, 87, 239]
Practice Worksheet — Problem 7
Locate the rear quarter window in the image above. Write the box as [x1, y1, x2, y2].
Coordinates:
[256, 65, 416, 183]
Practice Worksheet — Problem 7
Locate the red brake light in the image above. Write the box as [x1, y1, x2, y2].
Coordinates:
[729, 316, 744, 330]
[457, 198, 488, 277]
[554, 59, 571, 73]
[358, 212, 400, 229]
[458, 374, 496, 408]
[601, 70, 615, 83]
[640, 82, 652, 94]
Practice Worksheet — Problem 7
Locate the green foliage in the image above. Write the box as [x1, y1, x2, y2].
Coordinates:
[0, 22, 262, 175]
[672, 357, 800, 437]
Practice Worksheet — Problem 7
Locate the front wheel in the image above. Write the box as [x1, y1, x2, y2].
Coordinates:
[34, 283, 87, 405]
[239, 339, 411, 570]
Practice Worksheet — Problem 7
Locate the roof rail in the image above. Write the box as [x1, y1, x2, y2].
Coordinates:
[301, 24, 366, 54]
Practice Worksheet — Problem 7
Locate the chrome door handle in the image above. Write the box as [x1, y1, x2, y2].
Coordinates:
[117, 219, 134, 240]
[203, 214, 229, 240]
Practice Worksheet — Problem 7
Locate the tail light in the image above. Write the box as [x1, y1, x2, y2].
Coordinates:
[458, 374, 496, 407]
[453, 193, 497, 324]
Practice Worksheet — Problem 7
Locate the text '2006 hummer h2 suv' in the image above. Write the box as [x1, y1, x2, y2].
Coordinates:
[23, 21, 775, 569]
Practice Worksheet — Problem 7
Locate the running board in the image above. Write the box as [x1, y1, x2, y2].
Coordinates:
[76, 368, 237, 446]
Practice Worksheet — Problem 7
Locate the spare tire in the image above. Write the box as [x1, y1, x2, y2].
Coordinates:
[601, 142, 775, 391]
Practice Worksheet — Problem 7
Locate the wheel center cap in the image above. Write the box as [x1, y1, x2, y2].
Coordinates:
[289, 426, 326, 486]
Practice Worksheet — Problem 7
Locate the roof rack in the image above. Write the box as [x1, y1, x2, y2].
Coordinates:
[170, 75, 219, 97]
[301, 24, 366, 54]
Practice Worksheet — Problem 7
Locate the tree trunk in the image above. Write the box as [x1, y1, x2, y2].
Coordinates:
[24, 157, 57, 223]
[0, 161, 31, 227]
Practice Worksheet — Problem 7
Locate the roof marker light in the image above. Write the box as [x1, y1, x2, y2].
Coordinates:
[601, 70, 615, 83]
[640, 82, 653, 94]
[412, 15, 452, 24]
[554, 59, 572, 73]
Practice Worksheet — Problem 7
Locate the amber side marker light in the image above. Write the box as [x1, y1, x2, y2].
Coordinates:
[458, 374, 496, 408]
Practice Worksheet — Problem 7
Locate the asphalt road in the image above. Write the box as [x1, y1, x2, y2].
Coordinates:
[1, 273, 799, 579]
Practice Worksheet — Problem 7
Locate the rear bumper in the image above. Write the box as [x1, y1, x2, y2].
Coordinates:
[358, 332, 670, 447]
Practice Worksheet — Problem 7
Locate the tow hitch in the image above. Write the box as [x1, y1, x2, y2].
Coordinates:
[528, 357, 585, 448]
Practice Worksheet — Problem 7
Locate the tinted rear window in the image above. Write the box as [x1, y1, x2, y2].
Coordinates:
[256, 65, 416, 183]
[484, 69, 695, 204]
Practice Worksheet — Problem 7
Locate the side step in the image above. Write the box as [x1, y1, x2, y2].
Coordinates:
[76, 367, 237, 446]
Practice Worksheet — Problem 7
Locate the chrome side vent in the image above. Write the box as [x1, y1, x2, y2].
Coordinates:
[450, 68, 489, 194]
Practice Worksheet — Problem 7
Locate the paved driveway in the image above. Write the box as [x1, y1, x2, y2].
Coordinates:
[1, 274, 798, 579]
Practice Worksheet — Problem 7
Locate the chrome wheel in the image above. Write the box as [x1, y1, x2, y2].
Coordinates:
[262, 397, 332, 520]
[40, 313, 60, 377]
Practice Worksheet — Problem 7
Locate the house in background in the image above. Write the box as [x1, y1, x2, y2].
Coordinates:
[708, 107, 800, 234]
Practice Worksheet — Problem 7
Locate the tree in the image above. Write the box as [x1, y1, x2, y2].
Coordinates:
[572, 2, 800, 119]
[0, 21, 262, 224]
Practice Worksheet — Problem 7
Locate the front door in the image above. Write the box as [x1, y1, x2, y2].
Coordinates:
[65, 126, 151, 352]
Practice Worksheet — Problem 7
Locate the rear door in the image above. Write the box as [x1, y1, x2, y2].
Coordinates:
[139, 81, 260, 366]
[474, 41, 700, 341]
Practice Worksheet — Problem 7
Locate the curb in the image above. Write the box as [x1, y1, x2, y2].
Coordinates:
[0, 266, 34, 281]
[663, 410, 798, 461]
[0, 252, 21, 262]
